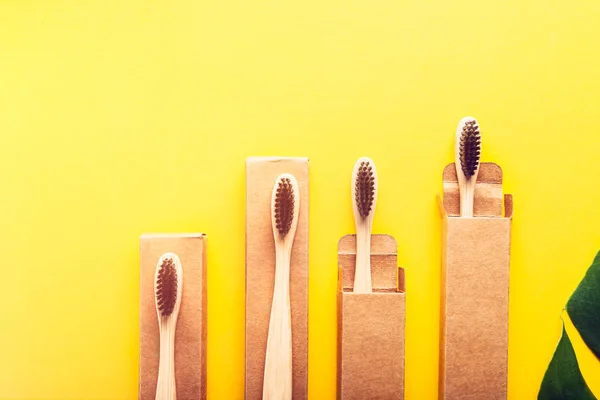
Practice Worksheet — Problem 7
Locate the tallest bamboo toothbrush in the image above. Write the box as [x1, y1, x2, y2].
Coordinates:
[455, 117, 482, 217]
[263, 174, 300, 400]
[352, 157, 378, 293]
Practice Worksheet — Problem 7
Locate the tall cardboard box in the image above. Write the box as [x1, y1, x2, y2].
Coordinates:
[439, 163, 513, 400]
[245, 157, 309, 399]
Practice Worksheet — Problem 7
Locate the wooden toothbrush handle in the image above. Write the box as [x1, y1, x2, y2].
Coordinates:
[460, 182, 475, 217]
[156, 323, 177, 400]
[263, 246, 293, 400]
[354, 226, 372, 293]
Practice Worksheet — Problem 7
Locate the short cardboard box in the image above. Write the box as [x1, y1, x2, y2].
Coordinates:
[139, 233, 207, 400]
[337, 234, 406, 400]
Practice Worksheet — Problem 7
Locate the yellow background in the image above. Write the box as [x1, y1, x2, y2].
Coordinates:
[1, 0, 600, 399]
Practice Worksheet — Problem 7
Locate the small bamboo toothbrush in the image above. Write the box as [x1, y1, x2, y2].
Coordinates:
[352, 157, 378, 294]
[154, 253, 183, 400]
[263, 174, 300, 400]
[455, 117, 482, 217]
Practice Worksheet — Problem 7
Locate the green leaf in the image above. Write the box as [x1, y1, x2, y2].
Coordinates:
[538, 325, 595, 400]
[567, 250, 600, 360]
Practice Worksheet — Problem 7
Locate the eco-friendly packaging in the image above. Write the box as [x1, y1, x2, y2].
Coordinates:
[245, 157, 309, 400]
[439, 162, 513, 400]
[337, 234, 406, 400]
[139, 233, 207, 400]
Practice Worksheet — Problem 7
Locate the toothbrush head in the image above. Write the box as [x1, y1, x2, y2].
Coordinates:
[155, 257, 178, 317]
[458, 118, 481, 178]
[274, 176, 295, 237]
[354, 159, 376, 219]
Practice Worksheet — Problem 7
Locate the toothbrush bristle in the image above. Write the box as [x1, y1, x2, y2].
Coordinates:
[355, 161, 375, 219]
[274, 177, 294, 236]
[156, 258, 178, 317]
[459, 120, 481, 178]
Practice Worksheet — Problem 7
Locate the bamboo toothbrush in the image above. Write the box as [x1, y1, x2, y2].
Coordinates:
[352, 157, 378, 294]
[263, 174, 300, 400]
[455, 117, 482, 217]
[154, 253, 183, 400]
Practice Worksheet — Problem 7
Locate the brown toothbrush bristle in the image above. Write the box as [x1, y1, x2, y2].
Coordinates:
[156, 258, 178, 317]
[459, 120, 481, 178]
[274, 177, 294, 236]
[355, 161, 375, 218]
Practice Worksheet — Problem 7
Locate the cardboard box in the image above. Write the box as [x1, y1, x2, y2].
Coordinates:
[139, 234, 207, 400]
[245, 157, 309, 400]
[337, 234, 406, 400]
[438, 162, 513, 400]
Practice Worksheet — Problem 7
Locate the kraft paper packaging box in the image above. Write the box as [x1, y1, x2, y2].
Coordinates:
[245, 157, 309, 400]
[139, 233, 207, 400]
[337, 234, 406, 400]
[438, 162, 513, 400]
